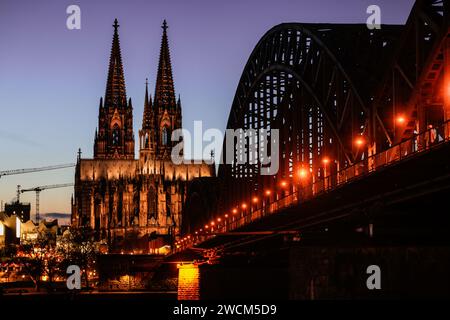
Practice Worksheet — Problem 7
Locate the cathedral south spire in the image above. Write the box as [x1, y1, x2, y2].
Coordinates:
[94, 19, 135, 160]
[154, 19, 176, 110]
[143, 20, 183, 160]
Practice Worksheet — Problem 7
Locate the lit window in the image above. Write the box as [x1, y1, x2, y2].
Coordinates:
[112, 124, 120, 146]
[16, 217, 21, 238]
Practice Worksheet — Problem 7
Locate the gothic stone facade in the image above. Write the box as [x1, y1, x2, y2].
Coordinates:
[71, 20, 214, 253]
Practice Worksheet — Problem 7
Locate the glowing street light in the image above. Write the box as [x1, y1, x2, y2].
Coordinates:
[396, 115, 406, 125]
[241, 203, 247, 209]
[280, 180, 288, 188]
[265, 189, 272, 196]
[297, 168, 308, 179]
[232, 208, 238, 214]
[252, 197, 259, 203]
[355, 137, 365, 147]
[322, 157, 330, 165]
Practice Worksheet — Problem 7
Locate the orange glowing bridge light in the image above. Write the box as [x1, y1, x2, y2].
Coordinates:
[205, 225, 209, 229]
[355, 136, 365, 147]
[396, 115, 406, 125]
[297, 168, 308, 179]
[224, 214, 229, 218]
[241, 203, 247, 209]
[232, 208, 238, 214]
[210, 221, 215, 226]
[252, 197, 259, 203]
[280, 180, 288, 188]
[322, 157, 330, 165]
[217, 217, 222, 222]
[265, 189, 272, 196]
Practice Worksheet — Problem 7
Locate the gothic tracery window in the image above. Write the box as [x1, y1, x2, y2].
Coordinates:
[147, 187, 157, 220]
[162, 126, 168, 145]
[112, 124, 120, 146]
[145, 133, 149, 148]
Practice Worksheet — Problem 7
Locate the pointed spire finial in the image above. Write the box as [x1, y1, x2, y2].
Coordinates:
[113, 18, 119, 31]
[154, 19, 175, 109]
[105, 18, 126, 107]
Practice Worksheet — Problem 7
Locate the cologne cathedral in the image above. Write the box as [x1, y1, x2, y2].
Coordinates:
[71, 19, 214, 253]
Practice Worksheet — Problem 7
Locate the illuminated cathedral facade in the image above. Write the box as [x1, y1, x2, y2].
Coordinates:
[71, 19, 214, 253]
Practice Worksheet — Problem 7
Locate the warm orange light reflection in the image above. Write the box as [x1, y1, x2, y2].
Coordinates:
[178, 264, 200, 300]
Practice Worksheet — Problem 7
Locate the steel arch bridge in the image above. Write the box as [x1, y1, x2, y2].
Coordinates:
[178, 0, 450, 250]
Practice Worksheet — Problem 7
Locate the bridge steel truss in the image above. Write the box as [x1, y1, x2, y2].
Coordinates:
[215, 0, 450, 227]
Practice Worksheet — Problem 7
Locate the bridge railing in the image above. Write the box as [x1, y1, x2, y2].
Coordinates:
[179, 120, 450, 249]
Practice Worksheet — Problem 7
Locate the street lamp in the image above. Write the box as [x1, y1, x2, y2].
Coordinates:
[355, 137, 365, 147]
[396, 115, 406, 125]
[297, 168, 308, 179]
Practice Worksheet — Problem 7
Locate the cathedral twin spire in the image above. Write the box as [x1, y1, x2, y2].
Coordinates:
[154, 20, 176, 109]
[105, 19, 127, 108]
[140, 19, 182, 160]
[94, 18, 181, 161]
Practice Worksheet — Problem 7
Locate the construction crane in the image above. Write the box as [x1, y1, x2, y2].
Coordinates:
[20, 183, 74, 224]
[0, 163, 75, 180]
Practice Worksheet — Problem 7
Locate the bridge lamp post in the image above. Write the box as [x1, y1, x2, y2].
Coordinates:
[241, 203, 248, 225]
[224, 214, 229, 231]
[252, 196, 259, 210]
[264, 190, 272, 215]
[275, 180, 289, 201]
[322, 158, 330, 190]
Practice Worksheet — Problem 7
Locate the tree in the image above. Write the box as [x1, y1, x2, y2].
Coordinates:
[57, 226, 98, 289]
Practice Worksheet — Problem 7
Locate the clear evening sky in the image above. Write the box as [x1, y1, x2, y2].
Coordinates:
[0, 0, 414, 224]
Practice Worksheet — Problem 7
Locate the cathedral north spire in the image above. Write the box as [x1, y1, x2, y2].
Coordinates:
[154, 19, 176, 109]
[94, 19, 134, 160]
[105, 18, 127, 108]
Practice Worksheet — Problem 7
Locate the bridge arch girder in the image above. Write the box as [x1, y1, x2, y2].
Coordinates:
[219, 22, 401, 208]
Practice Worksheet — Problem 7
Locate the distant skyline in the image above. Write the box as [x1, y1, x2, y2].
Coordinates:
[0, 0, 415, 223]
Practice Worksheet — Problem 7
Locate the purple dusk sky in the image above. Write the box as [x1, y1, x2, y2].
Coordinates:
[0, 0, 414, 223]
